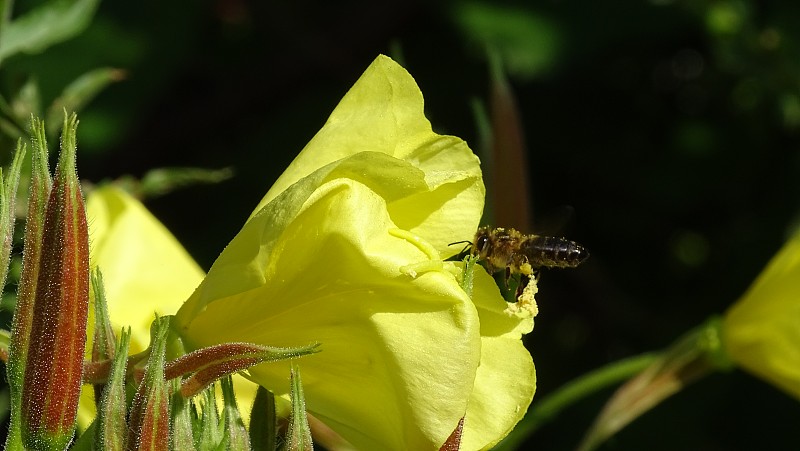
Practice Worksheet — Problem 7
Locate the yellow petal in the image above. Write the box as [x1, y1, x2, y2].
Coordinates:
[462, 266, 536, 450]
[723, 227, 800, 400]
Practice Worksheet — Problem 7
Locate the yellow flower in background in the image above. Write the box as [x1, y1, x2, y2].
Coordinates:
[84, 185, 262, 429]
[87, 185, 204, 353]
[723, 226, 800, 400]
[78, 185, 207, 427]
[174, 55, 535, 450]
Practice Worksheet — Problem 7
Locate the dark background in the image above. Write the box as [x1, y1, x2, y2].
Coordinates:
[3, 0, 800, 449]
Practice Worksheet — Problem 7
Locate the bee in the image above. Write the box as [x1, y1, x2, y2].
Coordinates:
[470, 226, 589, 277]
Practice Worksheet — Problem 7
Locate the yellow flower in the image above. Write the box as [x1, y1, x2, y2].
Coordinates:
[723, 227, 800, 400]
[84, 185, 259, 427]
[174, 55, 535, 450]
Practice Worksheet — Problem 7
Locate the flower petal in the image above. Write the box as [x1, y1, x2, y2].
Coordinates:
[462, 267, 535, 450]
[723, 228, 800, 400]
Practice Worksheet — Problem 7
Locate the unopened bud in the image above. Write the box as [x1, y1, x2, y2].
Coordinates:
[19, 113, 90, 450]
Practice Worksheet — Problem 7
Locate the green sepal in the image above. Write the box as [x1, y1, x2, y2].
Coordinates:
[286, 365, 313, 451]
[91, 268, 118, 410]
[196, 385, 223, 451]
[170, 378, 198, 451]
[91, 269, 117, 362]
[220, 375, 251, 451]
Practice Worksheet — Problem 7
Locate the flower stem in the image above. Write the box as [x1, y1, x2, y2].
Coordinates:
[494, 352, 659, 451]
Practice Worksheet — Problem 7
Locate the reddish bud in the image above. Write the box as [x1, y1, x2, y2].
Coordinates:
[164, 341, 319, 398]
[127, 316, 171, 451]
[19, 113, 89, 450]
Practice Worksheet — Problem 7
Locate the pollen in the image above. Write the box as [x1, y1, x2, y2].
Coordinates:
[505, 276, 539, 319]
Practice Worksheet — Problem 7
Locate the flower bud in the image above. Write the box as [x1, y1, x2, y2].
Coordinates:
[127, 316, 171, 450]
[5, 116, 52, 450]
[95, 327, 131, 451]
[19, 113, 90, 450]
[0, 140, 26, 292]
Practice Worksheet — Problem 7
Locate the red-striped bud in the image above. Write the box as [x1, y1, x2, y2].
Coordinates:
[19, 113, 90, 450]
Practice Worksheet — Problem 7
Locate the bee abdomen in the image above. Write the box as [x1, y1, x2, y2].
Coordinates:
[525, 236, 589, 269]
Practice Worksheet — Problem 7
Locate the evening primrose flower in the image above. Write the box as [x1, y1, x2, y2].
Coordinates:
[723, 226, 800, 400]
[174, 55, 535, 450]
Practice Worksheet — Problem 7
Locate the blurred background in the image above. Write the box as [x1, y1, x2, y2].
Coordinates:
[2, 0, 800, 449]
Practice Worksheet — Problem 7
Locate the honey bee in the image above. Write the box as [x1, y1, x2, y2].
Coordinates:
[470, 226, 589, 277]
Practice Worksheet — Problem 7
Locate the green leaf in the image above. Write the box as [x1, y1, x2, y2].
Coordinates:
[452, 2, 561, 79]
[139, 166, 233, 198]
[12, 77, 42, 123]
[46, 67, 125, 136]
[0, 0, 101, 63]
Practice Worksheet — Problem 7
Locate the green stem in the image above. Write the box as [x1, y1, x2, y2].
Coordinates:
[494, 352, 660, 451]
